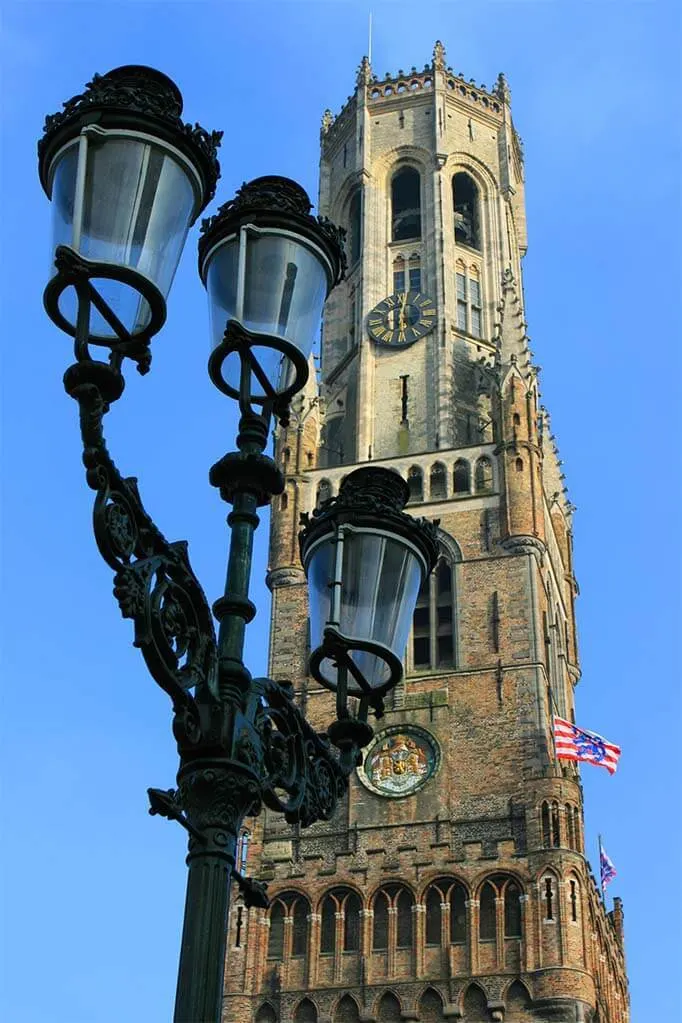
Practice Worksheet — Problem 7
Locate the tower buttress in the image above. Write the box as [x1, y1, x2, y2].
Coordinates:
[494, 268, 545, 551]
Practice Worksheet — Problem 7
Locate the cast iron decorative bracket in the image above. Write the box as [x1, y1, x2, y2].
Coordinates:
[59, 268, 357, 912]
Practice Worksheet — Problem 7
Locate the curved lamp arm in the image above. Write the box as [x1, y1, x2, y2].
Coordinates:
[64, 354, 219, 709]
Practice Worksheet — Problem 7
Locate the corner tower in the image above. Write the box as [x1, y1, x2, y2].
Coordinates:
[223, 43, 629, 1023]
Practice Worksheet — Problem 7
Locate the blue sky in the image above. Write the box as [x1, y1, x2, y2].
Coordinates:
[1, 2, 680, 1021]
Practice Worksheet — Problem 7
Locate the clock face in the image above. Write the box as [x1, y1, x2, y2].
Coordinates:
[367, 291, 437, 347]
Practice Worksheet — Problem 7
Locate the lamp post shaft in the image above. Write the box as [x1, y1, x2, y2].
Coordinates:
[174, 824, 235, 1023]
[218, 488, 259, 694]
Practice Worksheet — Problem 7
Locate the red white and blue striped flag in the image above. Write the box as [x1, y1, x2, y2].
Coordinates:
[553, 717, 622, 775]
[599, 840, 617, 892]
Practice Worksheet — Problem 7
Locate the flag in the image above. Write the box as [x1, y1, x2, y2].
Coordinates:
[599, 841, 617, 892]
[553, 716, 621, 774]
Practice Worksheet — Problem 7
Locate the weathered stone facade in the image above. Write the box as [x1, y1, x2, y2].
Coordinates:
[222, 43, 628, 1023]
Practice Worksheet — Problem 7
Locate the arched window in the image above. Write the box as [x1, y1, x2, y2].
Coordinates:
[348, 189, 362, 265]
[474, 456, 494, 492]
[407, 465, 423, 503]
[573, 807, 581, 851]
[541, 802, 551, 848]
[430, 462, 447, 499]
[543, 876, 555, 921]
[479, 882, 496, 941]
[504, 882, 522, 938]
[321, 888, 360, 956]
[343, 891, 361, 951]
[453, 172, 480, 249]
[450, 883, 467, 944]
[269, 892, 310, 960]
[392, 167, 421, 241]
[292, 898, 308, 956]
[372, 885, 413, 952]
[396, 888, 414, 948]
[377, 993, 402, 1023]
[316, 478, 332, 507]
[506, 981, 532, 1018]
[256, 1003, 278, 1023]
[418, 989, 444, 1023]
[294, 1000, 317, 1023]
[372, 890, 389, 950]
[551, 801, 561, 847]
[321, 417, 344, 469]
[566, 804, 575, 849]
[425, 887, 442, 945]
[453, 459, 471, 494]
[411, 547, 459, 672]
[569, 879, 579, 922]
[268, 902, 285, 959]
[334, 995, 360, 1023]
[462, 985, 489, 1021]
[320, 894, 336, 954]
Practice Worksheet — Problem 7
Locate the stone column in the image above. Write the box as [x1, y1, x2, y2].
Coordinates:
[414, 903, 426, 977]
[307, 913, 321, 987]
[520, 894, 533, 972]
[282, 916, 294, 988]
[495, 896, 505, 970]
[466, 898, 479, 974]
[360, 909, 374, 983]
[387, 905, 397, 978]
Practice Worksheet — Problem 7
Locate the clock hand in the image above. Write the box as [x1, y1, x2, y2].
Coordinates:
[399, 290, 408, 329]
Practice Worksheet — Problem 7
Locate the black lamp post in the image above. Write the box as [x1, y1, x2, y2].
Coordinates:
[39, 67, 439, 1023]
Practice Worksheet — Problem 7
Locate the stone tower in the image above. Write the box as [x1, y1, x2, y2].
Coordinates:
[223, 43, 629, 1023]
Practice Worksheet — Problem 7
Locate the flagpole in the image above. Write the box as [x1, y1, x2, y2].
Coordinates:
[598, 833, 605, 906]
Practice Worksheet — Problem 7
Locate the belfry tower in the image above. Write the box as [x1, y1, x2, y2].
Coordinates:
[223, 43, 629, 1023]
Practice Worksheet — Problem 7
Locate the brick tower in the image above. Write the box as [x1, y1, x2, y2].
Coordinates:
[223, 43, 629, 1023]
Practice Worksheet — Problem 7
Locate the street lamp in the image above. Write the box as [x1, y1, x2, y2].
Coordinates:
[39, 66, 439, 1023]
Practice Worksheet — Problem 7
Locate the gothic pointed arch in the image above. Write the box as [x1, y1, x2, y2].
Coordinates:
[462, 983, 492, 1021]
[505, 980, 533, 1020]
[418, 987, 444, 1023]
[255, 1003, 278, 1023]
[376, 991, 402, 1022]
[334, 994, 360, 1023]
[430, 461, 447, 499]
[407, 464, 424, 503]
[268, 890, 311, 960]
[294, 999, 318, 1023]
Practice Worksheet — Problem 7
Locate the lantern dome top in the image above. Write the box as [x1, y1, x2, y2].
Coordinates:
[38, 64, 222, 213]
[198, 175, 347, 288]
[300, 466, 440, 573]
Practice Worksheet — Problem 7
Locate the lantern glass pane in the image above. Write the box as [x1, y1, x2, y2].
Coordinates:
[50, 134, 197, 337]
[205, 230, 329, 397]
[308, 529, 423, 691]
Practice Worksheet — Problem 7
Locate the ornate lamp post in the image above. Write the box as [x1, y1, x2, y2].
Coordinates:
[39, 67, 439, 1023]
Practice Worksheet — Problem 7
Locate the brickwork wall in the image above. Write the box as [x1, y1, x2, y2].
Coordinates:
[224, 45, 628, 1023]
